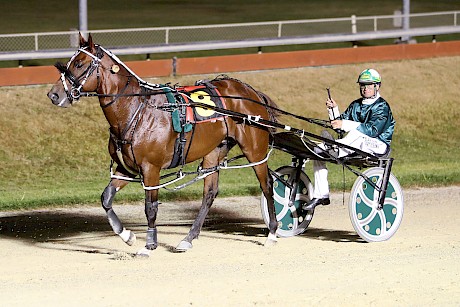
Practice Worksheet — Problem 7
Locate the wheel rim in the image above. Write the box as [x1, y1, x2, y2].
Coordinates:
[349, 167, 404, 242]
[261, 166, 314, 237]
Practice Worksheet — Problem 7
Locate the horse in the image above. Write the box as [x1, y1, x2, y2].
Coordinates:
[47, 33, 279, 257]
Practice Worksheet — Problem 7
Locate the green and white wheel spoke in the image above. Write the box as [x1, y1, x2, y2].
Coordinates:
[273, 185, 309, 223]
[261, 166, 314, 237]
[349, 167, 404, 242]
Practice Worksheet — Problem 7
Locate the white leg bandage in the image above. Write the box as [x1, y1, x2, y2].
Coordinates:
[313, 159, 329, 199]
[119, 228, 131, 242]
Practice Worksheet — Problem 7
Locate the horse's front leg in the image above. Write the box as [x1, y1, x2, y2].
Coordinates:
[136, 167, 160, 257]
[101, 176, 136, 246]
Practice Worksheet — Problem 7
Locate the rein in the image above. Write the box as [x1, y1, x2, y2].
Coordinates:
[80, 90, 332, 130]
[58, 46, 331, 130]
[206, 93, 332, 129]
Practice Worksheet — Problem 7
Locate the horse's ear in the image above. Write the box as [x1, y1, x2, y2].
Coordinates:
[79, 32, 87, 47]
[87, 33, 95, 51]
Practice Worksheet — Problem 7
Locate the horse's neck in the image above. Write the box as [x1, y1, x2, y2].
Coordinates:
[98, 74, 143, 137]
[98, 77, 171, 142]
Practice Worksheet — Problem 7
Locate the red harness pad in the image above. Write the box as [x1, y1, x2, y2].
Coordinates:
[177, 85, 227, 124]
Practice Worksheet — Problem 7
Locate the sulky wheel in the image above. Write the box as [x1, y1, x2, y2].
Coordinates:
[260, 165, 314, 237]
[349, 167, 404, 242]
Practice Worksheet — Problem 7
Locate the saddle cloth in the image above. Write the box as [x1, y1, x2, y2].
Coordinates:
[178, 85, 227, 125]
[166, 84, 226, 133]
[165, 84, 227, 169]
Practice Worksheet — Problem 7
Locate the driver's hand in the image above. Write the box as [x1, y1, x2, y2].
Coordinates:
[331, 119, 343, 129]
[326, 98, 337, 108]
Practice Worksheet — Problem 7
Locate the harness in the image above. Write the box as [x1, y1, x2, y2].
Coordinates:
[108, 88, 147, 175]
[162, 86, 192, 169]
[56, 47, 277, 191]
[55, 47, 105, 104]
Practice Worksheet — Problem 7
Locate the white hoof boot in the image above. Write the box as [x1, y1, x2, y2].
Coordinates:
[136, 247, 151, 258]
[176, 240, 193, 252]
[264, 233, 278, 247]
[119, 228, 136, 246]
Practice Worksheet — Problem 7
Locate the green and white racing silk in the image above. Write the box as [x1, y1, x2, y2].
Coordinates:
[339, 94, 395, 146]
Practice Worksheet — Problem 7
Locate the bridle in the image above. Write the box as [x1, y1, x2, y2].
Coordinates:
[55, 45, 105, 104]
[55, 44, 163, 108]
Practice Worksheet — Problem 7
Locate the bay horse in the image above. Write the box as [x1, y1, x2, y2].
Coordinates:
[47, 34, 278, 257]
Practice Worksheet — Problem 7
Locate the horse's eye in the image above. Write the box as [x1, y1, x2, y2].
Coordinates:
[74, 61, 84, 69]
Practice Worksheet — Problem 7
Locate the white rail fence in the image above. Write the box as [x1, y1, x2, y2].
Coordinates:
[1, 11, 459, 61]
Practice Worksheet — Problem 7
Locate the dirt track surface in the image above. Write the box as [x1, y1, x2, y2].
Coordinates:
[1, 186, 459, 306]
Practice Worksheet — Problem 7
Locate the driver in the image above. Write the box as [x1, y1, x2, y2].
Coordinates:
[303, 68, 396, 211]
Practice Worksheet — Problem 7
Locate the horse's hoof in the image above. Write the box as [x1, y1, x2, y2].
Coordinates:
[136, 247, 151, 258]
[126, 231, 136, 246]
[264, 233, 278, 247]
[119, 229, 136, 246]
[175, 240, 193, 252]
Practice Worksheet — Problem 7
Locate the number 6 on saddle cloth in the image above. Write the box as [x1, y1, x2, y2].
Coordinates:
[165, 83, 227, 168]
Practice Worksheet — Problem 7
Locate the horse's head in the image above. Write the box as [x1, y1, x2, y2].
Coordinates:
[47, 33, 105, 107]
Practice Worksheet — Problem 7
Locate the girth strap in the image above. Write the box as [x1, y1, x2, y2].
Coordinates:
[163, 85, 195, 169]
[167, 130, 187, 169]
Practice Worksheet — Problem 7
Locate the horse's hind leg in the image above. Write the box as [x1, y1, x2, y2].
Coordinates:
[176, 146, 228, 251]
[101, 177, 136, 246]
[252, 162, 277, 246]
[176, 171, 219, 251]
[236, 130, 277, 246]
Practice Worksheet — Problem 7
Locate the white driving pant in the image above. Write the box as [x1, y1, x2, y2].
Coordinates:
[312, 129, 388, 199]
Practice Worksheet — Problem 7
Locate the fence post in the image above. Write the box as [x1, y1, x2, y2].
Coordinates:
[351, 15, 357, 34]
[79, 0, 88, 34]
[402, 0, 411, 42]
[351, 15, 358, 48]
[172, 56, 177, 76]
[34, 34, 39, 51]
